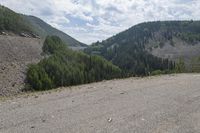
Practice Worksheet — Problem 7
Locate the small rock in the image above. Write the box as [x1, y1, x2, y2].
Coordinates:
[34, 95, 39, 98]
[42, 119, 46, 123]
[1, 67, 5, 70]
[12, 82, 16, 87]
[30, 126, 35, 129]
[107, 118, 112, 123]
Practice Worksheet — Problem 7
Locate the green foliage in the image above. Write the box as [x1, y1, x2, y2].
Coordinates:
[27, 36, 121, 90]
[151, 70, 163, 76]
[190, 57, 200, 72]
[27, 64, 53, 91]
[42, 36, 67, 54]
[175, 58, 185, 73]
[150, 69, 174, 76]
[85, 40, 175, 76]
[0, 5, 33, 34]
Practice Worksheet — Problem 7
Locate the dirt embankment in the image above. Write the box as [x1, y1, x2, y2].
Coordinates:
[0, 35, 43, 96]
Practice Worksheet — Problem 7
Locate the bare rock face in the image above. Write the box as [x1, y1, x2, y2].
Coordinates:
[148, 38, 200, 61]
[0, 35, 43, 96]
[146, 37, 200, 69]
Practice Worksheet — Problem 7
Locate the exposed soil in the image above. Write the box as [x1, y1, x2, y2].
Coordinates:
[0, 35, 43, 96]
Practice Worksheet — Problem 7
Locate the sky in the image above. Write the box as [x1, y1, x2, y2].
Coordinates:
[1, 0, 200, 44]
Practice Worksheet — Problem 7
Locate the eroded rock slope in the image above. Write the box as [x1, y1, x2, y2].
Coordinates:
[0, 35, 43, 96]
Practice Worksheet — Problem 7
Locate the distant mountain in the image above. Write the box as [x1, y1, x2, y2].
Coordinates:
[85, 21, 200, 74]
[0, 5, 87, 47]
[23, 15, 87, 47]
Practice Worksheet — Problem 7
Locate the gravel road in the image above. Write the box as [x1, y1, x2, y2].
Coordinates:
[0, 74, 200, 133]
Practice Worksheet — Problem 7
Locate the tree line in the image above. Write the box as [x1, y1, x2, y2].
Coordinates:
[26, 36, 121, 91]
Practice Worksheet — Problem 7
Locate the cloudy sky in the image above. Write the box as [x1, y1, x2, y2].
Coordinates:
[1, 0, 200, 44]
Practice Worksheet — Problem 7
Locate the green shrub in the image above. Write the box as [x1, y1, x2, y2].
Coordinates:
[42, 36, 67, 54]
[27, 64, 53, 91]
[151, 70, 163, 75]
[175, 58, 185, 73]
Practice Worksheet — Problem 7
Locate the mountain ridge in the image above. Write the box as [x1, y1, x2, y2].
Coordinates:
[85, 20, 200, 74]
[23, 15, 87, 47]
[0, 5, 87, 47]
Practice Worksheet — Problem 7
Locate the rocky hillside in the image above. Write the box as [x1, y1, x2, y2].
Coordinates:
[148, 37, 200, 68]
[0, 5, 87, 96]
[0, 35, 43, 96]
[85, 21, 200, 73]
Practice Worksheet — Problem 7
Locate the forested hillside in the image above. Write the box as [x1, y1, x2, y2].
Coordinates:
[23, 16, 87, 47]
[27, 36, 121, 90]
[0, 5, 33, 34]
[0, 5, 86, 47]
[85, 21, 200, 75]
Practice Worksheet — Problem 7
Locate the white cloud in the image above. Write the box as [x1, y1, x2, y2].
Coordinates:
[1, 0, 200, 44]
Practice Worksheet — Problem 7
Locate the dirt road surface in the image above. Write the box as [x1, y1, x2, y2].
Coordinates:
[0, 74, 200, 133]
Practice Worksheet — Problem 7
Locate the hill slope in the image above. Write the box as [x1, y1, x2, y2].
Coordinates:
[0, 5, 87, 47]
[0, 35, 43, 96]
[0, 5, 33, 34]
[85, 21, 200, 73]
[23, 15, 87, 47]
[0, 5, 88, 96]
